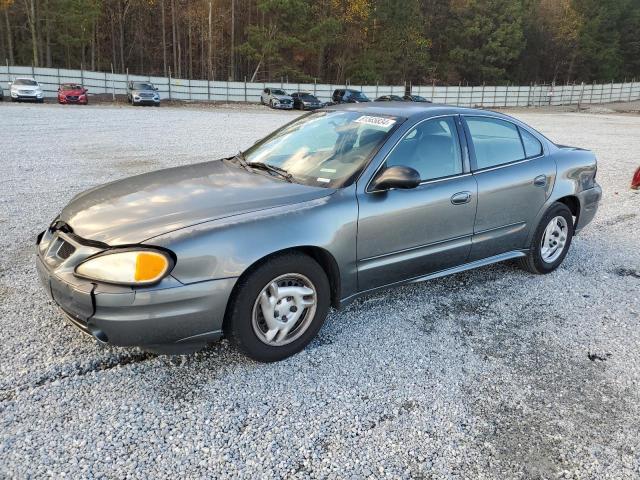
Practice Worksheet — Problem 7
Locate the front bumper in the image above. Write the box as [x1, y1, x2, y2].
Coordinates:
[133, 95, 160, 104]
[272, 103, 293, 109]
[59, 96, 87, 104]
[12, 92, 43, 101]
[36, 232, 235, 354]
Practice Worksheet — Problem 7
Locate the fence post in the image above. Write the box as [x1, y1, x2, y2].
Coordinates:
[480, 82, 485, 106]
[313, 78, 317, 96]
[610, 80, 613, 103]
[244, 76, 247, 102]
[526, 83, 532, 106]
[629, 80, 633, 102]
[168, 67, 172, 100]
[577, 82, 585, 111]
[188, 77, 192, 101]
[504, 83, 509, 107]
[81, 64, 84, 87]
[456, 81, 461, 106]
[110, 63, 115, 100]
[375, 81, 379, 99]
[226, 79, 229, 102]
[126, 67, 129, 89]
[6, 59, 9, 82]
[432, 80, 435, 102]
[207, 73, 211, 102]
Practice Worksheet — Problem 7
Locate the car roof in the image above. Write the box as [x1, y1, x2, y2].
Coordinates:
[14, 77, 36, 81]
[324, 102, 508, 121]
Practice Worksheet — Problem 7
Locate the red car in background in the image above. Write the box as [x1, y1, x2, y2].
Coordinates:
[58, 83, 88, 105]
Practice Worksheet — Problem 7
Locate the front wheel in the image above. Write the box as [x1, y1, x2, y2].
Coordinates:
[519, 202, 574, 274]
[225, 252, 330, 362]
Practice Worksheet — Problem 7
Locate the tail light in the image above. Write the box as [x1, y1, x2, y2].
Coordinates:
[632, 166, 640, 190]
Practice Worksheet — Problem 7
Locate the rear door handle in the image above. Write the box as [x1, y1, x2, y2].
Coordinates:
[451, 191, 472, 205]
[533, 175, 547, 187]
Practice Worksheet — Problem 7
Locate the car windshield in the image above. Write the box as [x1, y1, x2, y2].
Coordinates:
[14, 79, 37, 86]
[412, 95, 427, 101]
[133, 82, 154, 90]
[271, 89, 286, 95]
[301, 94, 318, 101]
[62, 84, 81, 91]
[242, 110, 401, 188]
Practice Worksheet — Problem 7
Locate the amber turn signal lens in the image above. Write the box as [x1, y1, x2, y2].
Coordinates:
[135, 252, 169, 282]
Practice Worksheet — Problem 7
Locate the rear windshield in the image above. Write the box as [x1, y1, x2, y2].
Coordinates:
[62, 84, 82, 91]
[14, 79, 37, 86]
[348, 91, 369, 101]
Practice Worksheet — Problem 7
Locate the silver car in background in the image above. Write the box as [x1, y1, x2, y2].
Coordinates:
[36, 103, 601, 362]
[10, 77, 44, 103]
[261, 88, 294, 109]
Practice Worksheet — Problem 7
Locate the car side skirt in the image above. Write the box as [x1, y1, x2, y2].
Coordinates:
[339, 250, 527, 308]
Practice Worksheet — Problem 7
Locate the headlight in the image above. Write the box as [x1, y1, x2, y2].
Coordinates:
[75, 249, 173, 286]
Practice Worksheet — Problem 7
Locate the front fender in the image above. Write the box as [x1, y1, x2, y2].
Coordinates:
[144, 185, 359, 300]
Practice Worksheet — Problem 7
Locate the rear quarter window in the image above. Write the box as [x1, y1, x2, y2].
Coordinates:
[519, 128, 543, 158]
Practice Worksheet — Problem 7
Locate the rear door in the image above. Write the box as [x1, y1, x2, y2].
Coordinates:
[462, 115, 555, 260]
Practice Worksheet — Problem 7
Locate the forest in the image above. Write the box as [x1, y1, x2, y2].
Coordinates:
[1, 0, 639, 86]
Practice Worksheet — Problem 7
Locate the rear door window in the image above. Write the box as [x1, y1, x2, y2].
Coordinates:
[465, 117, 525, 170]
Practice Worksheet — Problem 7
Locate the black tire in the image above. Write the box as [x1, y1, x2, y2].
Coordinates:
[519, 202, 574, 274]
[37, 98, 44, 103]
[11, 97, 17, 102]
[225, 252, 330, 362]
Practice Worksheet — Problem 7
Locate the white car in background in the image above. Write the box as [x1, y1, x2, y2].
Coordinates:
[260, 88, 294, 109]
[9, 78, 44, 103]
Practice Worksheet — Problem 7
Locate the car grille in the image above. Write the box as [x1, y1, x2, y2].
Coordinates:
[57, 240, 76, 260]
[281, 99, 291, 104]
[67, 95, 78, 101]
[139, 92, 154, 98]
[19, 90, 34, 95]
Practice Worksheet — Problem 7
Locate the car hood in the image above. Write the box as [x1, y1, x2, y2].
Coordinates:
[60, 159, 334, 245]
[132, 90, 157, 94]
[61, 89, 84, 95]
[273, 95, 292, 101]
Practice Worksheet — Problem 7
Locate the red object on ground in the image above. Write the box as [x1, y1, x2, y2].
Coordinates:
[57, 83, 88, 105]
[632, 167, 640, 190]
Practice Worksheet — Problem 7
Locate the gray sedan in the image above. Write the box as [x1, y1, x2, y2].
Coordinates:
[36, 104, 601, 361]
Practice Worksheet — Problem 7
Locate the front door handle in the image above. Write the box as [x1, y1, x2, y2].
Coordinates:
[451, 191, 472, 205]
[533, 175, 547, 187]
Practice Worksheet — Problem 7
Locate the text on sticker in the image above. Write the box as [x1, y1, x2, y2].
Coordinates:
[355, 116, 396, 128]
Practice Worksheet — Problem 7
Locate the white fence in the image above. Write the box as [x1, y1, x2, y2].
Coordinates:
[1, 64, 639, 107]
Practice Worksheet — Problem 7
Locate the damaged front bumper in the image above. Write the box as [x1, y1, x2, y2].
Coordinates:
[36, 228, 235, 354]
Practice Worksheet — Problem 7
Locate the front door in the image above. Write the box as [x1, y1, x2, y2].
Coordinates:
[356, 116, 477, 292]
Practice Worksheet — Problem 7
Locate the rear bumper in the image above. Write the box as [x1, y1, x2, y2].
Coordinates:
[36, 253, 235, 354]
[575, 184, 602, 234]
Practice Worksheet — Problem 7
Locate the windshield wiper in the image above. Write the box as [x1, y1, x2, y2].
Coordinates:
[227, 151, 252, 172]
[249, 162, 294, 182]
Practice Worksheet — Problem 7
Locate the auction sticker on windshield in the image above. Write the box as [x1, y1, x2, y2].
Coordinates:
[354, 115, 396, 128]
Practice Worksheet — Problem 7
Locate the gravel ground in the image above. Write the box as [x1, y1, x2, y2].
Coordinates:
[0, 102, 639, 479]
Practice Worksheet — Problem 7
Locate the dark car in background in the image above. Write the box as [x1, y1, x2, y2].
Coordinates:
[375, 95, 405, 102]
[291, 92, 323, 110]
[58, 83, 88, 105]
[127, 81, 160, 106]
[332, 89, 370, 104]
[404, 94, 431, 103]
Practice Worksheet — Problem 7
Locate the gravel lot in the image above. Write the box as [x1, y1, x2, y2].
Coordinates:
[0, 102, 639, 479]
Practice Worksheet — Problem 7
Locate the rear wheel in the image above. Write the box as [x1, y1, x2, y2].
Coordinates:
[225, 252, 330, 362]
[519, 202, 574, 274]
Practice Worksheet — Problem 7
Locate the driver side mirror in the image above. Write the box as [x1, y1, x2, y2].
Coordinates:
[370, 165, 421, 191]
